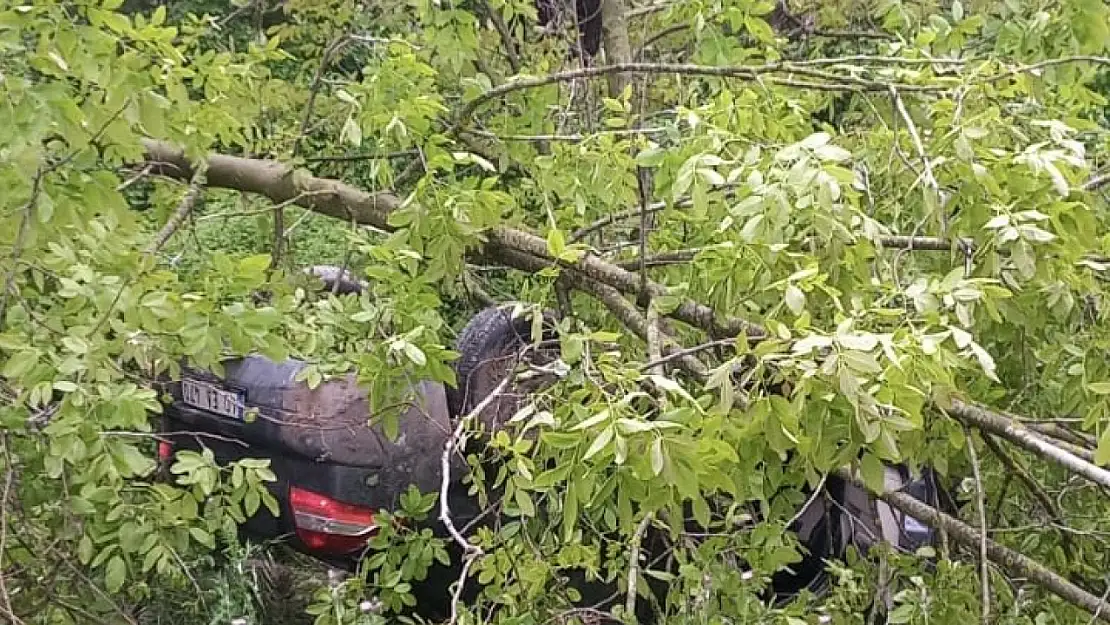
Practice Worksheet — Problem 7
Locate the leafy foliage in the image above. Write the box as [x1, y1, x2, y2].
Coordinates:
[1, 0, 1109, 624]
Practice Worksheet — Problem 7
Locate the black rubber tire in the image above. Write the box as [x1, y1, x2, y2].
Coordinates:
[447, 305, 558, 423]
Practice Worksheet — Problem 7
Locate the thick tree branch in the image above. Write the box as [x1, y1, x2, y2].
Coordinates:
[949, 400, 1110, 490]
[487, 246, 709, 377]
[600, 0, 633, 98]
[143, 140, 760, 341]
[485, 227, 762, 339]
[143, 140, 401, 227]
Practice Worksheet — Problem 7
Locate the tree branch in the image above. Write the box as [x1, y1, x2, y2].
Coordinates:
[142, 140, 401, 227]
[965, 427, 991, 624]
[474, 0, 521, 74]
[488, 246, 709, 378]
[981, 433, 1075, 557]
[600, 0, 633, 98]
[1085, 170, 1110, 192]
[452, 61, 942, 132]
[624, 514, 653, 618]
[949, 400, 1110, 490]
[440, 377, 511, 625]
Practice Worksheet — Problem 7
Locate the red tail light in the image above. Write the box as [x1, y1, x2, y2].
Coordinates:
[289, 486, 378, 555]
[158, 441, 173, 462]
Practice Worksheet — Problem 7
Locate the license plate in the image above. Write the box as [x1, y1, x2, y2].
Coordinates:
[181, 378, 245, 421]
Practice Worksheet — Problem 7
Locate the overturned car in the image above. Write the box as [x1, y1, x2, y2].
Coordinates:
[157, 266, 952, 620]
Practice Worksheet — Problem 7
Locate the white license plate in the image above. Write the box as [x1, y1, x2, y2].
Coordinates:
[181, 378, 245, 421]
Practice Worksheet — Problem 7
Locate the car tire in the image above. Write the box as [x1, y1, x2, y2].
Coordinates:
[447, 305, 558, 429]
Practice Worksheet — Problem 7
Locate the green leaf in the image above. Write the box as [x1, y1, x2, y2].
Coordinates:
[635, 148, 665, 167]
[784, 285, 805, 315]
[571, 409, 610, 431]
[189, 527, 216, 549]
[341, 116, 362, 147]
[105, 556, 126, 593]
[546, 227, 566, 258]
[583, 426, 614, 460]
[78, 534, 94, 565]
[1096, 429, 1110, 467]
[112, 442, 155, 477]
[649, 375, 700, 408]
[62, 336, 89, 354]
[814, 144, 851, 162]
[650, 438, 665, 476]
[563, 481, 578, 542]
[402, 342, 427, 367]
[860, 453, 885, 493]
[1087, 382, 1110, 395]
[514, 488, 535, 517]
[238, 255, 271, 276]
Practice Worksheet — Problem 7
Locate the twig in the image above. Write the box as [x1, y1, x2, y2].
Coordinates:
[644, 307, 663, 375]
[966, 427, 991, 625]
[1089, 582, 1110, 625]
[784, 474, 828, 530]
[280, 34, 350, 269]
[463, 127, 667, 143]
[0, 169, 42, 333]
[102, 430, 250, 448]
[836, 467, 1110, 622]
[627, 2, 674, 18]
[617, 248, 700, 269]
[810, 29, 895, 40]
[0, 436, 20, 624]
[637, 22, 691, 57]
[1024, 421, 1097, 449]
[891, 86, 946, 232]
[449, 555, 479, 625]
[475, 0, 521, 73]
[145, 166, 207, 255]
[1085, 171, 1110, 192]
[291, 35, 350, 159]
[116, 164, 153, 191]
[572, 201, 671, 242]
[453, 61, 942, 132]
[560, 269, 707, 378]
[977, 55, 1110, 85]
[196, 190, 333, 221]
[624, 514, 654, 618]
[303, 149, 418, 163]
[484, 227, 764, 340]
[440, 377, 512, 625]
[638, 337, 732, 372]
[981, 434, 1068, 527]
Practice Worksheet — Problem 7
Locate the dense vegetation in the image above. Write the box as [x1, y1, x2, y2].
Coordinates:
[1, 0, 1109, 623]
